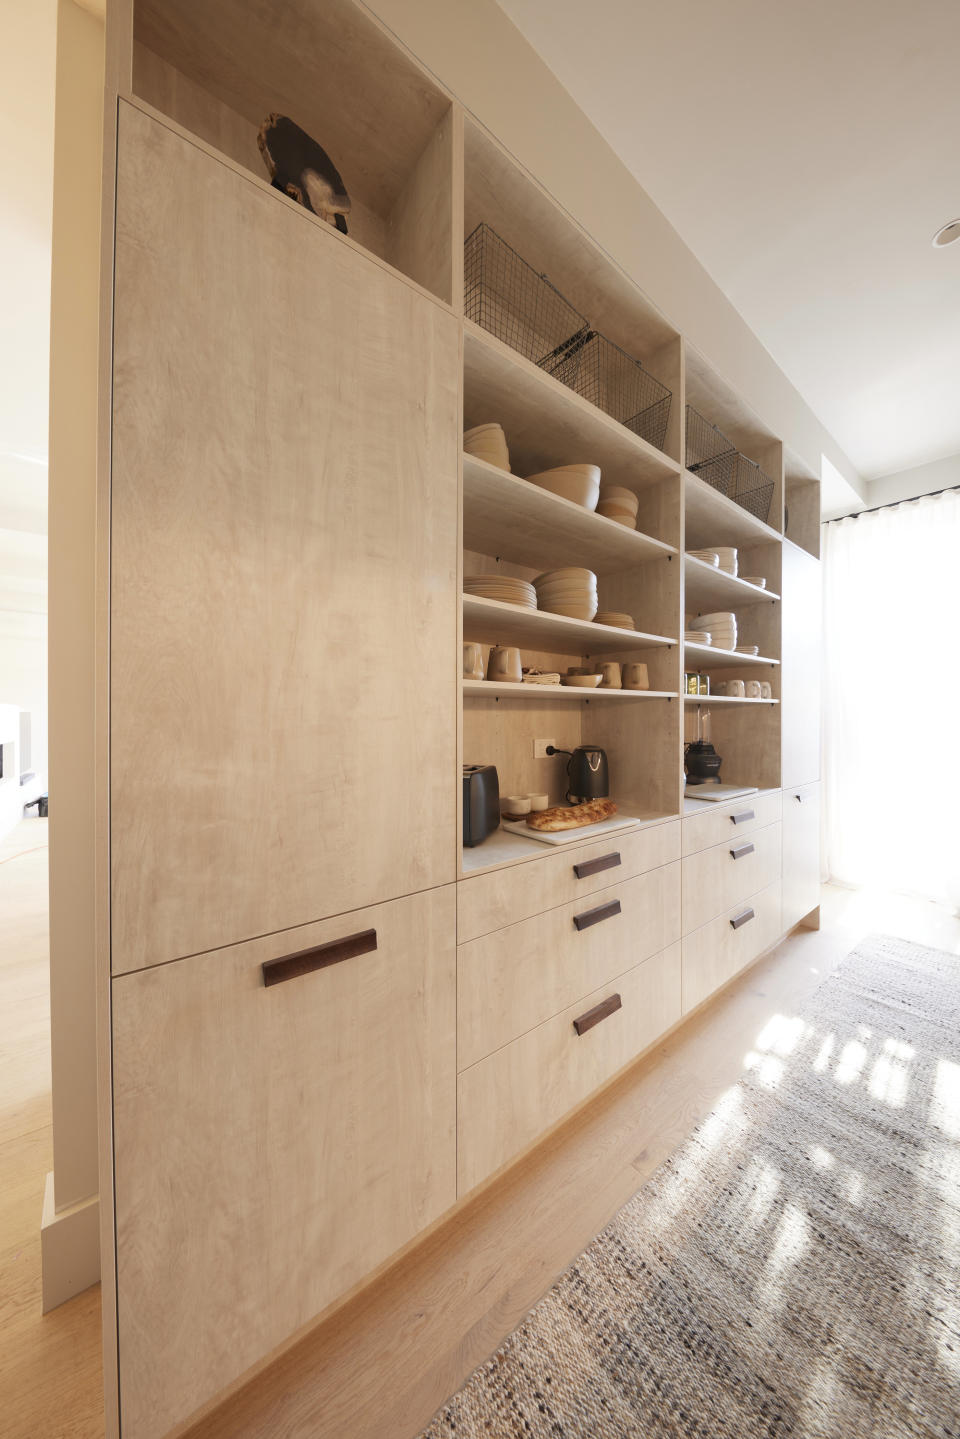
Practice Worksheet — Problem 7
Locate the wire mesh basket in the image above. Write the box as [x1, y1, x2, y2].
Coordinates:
[685, 406, 774, 523]
[464, 223, 589, 384]
[569, 331, 673, 451]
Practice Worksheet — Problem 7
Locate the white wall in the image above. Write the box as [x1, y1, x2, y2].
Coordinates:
[865, 452, 960, 513]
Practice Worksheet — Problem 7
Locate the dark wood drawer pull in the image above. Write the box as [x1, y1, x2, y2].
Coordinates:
[729, 908, 755, 931]
[262, 928, 377, 987]
[573, 850, 621, 880]
[573, 899, 622, 932]
[573, 992, 622, 1036]
[729, 842, 755, 861]
[730, 809, 755, 825]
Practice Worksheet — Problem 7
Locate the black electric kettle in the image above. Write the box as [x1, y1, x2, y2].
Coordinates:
[548, 745, 610, 804]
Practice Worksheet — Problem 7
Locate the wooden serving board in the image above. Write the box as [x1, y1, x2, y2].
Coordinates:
[499, 813, 638, 847]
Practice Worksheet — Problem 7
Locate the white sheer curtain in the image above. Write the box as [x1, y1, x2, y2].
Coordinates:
[822, 488, 960, 910]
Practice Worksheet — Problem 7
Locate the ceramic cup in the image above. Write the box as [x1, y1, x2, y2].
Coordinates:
[595, 660, 622, 689]
[462, 642, 485, 680]
[528, 793, 549, 811]
[622, 662, 650, 690]
[487, 645, 523, 683]
[500, 794, 530, 815]
[760, 681, 773, 700]
[745, 679, 762, 699]
[726, 679, 746, 698]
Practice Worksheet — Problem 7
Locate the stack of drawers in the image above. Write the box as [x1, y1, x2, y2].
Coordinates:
[681, 791, 782, 1013]
[456, 822, 682, 1194]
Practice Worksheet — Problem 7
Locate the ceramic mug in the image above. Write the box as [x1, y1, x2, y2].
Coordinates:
[726, 679, 746, 698]
[745, 679, 762, 699]
[760, 681, 773, 700]
[595, 661, 622, 689]
[487, 645, 522, 683]
[528, 792, 549, 811]
[622, 662, 650, 690]
[462, 642, 485, 680]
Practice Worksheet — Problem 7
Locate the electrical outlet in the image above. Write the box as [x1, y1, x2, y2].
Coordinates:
[533, 737, 556, 760]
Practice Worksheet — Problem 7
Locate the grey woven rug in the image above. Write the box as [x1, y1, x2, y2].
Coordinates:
[420, 935, 960, 1438]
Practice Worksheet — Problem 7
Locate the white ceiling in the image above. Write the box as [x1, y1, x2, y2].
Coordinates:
[497, 0, 960, 482]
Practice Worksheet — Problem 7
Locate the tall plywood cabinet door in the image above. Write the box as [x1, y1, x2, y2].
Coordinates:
[780, 540, 822, 789]
[782, 782, 821, 929]
[110, 103, 459, 974]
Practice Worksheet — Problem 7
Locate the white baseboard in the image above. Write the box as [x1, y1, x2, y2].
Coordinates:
[40, 1172, 101, 1312]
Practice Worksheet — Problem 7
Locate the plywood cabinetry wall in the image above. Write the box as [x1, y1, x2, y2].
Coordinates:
[94, 2, 822, 1434]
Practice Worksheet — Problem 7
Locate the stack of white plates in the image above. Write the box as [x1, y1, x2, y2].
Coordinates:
[595, 611, 635, 630]
[695, 610, 737, 649]
[741, 576, 766, 589]
[464, 422, 510, 472]
[688, 549, 720, 567]
[596, 486, 639, 527]
[685, 630, 712, 645]
[533, 567, 598, 620]
[525, 464, 600, 510]
[715, 547, 738, 576]
[736, 644, 760, 656]
[464, 574, 536, 609]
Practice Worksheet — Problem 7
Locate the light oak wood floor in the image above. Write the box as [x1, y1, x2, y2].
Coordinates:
[1, 823, 957, 1439]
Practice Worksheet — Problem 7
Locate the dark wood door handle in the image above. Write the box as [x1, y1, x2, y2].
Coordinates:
[730, 809, 755, 825]
[573, 992, 622, 1036]
[573, 899, 622, 932]
[730, 908, 755, 930]
[729, 842, 755, 860]
[262, 928, 377, 987]
[573, 851, 621, 880]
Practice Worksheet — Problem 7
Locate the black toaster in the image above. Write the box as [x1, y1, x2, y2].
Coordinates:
[462, 764, 500, 847]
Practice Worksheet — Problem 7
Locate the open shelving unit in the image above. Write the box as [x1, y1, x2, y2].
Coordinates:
[683, 554, 779, 610]
[463, 596, 675, 654]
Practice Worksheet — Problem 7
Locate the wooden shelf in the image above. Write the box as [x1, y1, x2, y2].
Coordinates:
[683, 642, 779, 669]
[463, 455, 676, 575]
[464, 680, 677, 701]
[684, 471, 782, 550]
[464, 324, 680, 497]
[683, 694, 779, 706]
[683, 554, 779, 611]
[463, 595, 677, 657]
[460, 811, 677, 878]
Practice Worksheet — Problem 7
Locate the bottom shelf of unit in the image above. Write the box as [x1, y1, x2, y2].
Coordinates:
[460, 811, 677, 878]
[465, 681, 677, 702]
[683, 695, 779, 706]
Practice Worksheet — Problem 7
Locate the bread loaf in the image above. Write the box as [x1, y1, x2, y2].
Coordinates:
[526, 798, 617, 832]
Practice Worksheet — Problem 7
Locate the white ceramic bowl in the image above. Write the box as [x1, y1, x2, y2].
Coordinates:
[539, 599, 599, 620]
[525, 468, 601, 510]
[500, 795, 531, 814]
[562, 673, 602, 688]
[534, 567, 598, 585]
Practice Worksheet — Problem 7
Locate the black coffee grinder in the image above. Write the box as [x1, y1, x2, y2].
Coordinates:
[546, 745, 610, 804]
[684, 707, 722, 785]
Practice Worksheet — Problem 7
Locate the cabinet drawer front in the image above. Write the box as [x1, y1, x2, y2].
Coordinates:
[681, 821, 782, 934]
[681, 880, 782, 1014]
[458, 820, 680, 943]
[458, 942, 681, 1195]
[782, 782, 821, 931]
[458, 862, 680, 1069]
[112, 886, 456, 1439]
[681, 790, 781, 857]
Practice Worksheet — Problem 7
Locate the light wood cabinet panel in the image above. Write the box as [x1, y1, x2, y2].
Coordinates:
[457, 820, 679, 943]
[681, 788, 782, 856]
[110, 104, 459, 973]
[458, 861, 680, 1069]
[457, 943, 681, 1195]
[780, 540, 821, 789]
[681, 880, 782, 1014]
[681, 821, 781, 934]
[782, 782, 821, 930]
[112, 885, 456, 1439]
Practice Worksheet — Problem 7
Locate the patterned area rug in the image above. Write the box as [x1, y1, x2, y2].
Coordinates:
[419, 935, 960, 1438]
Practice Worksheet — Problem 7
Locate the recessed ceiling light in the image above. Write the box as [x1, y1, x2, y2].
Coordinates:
[932, 218, 960, 247]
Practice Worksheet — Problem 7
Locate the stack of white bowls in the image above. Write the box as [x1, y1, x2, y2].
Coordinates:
[464, 422, 510, 472]
[533, 567, 598, 620]
[525, 464, 600, 510]
[688, 548, 720, 567]
[596, 485, 639, 527]
[464, 574, 537, 609]
[694, 610, 737, 650]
